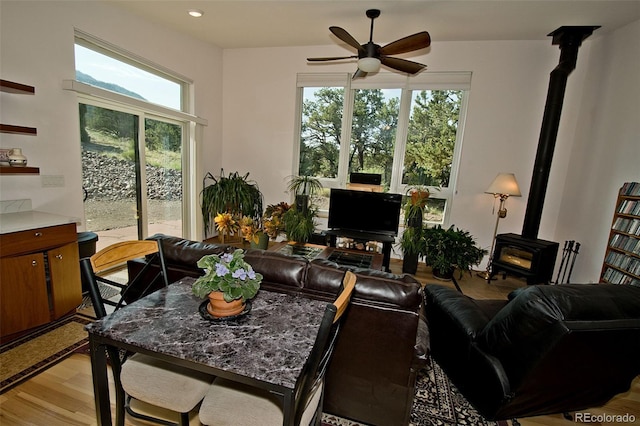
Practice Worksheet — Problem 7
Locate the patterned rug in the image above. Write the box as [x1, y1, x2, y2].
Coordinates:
[322, 359, 506, 426]
[0, 314, 93, 393]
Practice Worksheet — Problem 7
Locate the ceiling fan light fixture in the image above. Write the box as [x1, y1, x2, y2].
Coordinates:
[358, 57, 381, 73]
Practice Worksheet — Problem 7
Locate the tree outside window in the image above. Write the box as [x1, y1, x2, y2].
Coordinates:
[297, 76, 467, 226]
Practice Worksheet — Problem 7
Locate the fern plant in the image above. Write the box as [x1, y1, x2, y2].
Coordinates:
[201, 169, 263, 237]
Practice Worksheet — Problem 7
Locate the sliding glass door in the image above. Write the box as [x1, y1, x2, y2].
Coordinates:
[79, 103, 183, 246]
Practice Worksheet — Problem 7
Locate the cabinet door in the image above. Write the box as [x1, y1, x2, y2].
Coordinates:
[49, 242, 82, 319]
[0, 252, 50, 337]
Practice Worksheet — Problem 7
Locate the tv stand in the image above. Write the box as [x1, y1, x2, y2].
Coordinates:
[325, 229, 394, 272]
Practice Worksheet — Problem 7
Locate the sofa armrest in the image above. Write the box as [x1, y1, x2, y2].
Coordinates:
[424, 284, 505, 340]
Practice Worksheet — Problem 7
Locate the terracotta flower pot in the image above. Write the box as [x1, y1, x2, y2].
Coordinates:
[207, 291, 245, 318]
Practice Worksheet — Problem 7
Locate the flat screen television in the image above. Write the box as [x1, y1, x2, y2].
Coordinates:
[328, 189, 402, 236]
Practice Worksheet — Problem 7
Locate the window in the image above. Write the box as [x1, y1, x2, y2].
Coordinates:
[70, 31, 206, 242]
[295, 72, 470, 226]
[75, 36, 183, 110]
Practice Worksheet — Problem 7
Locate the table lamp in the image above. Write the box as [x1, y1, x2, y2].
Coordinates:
[478, 173, 521, 281]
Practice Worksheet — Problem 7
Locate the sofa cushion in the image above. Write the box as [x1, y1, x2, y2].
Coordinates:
[424, 285, 507, 340]
[307, 259, 423, 310]
[479, 284, 640, 357]
[243, 248, 308, 291]
[150, 234, 234, 269]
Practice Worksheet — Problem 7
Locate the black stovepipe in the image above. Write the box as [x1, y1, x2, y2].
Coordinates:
[522, 26, 599, 240]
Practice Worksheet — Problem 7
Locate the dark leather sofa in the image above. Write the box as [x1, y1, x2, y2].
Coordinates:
[423, 283, 640, 420]
[127, 234, 428, 426]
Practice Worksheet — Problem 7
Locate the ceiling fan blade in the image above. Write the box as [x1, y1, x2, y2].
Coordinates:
[307, 56, 357, 62]
[381, 57, 427, 74]
[381, 32, 431, 55]
[330, 26, 365, 52]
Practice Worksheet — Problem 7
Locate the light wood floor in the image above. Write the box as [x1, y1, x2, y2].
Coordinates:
[0, 260, 638, 426]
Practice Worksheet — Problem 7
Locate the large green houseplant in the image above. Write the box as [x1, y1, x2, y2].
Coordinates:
[283, 175, 322, 243]
[422, 225, 487, 280]
[201, 170, 263, 238]
[399, 188, 430, 274]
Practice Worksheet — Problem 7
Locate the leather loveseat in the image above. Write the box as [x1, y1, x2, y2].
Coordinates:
[423, 283, 640, 421]
[127, 234, 428, 426]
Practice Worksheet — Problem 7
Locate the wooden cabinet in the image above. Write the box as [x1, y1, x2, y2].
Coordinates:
[0, 252, 49, 337]
[600, 182, 640, 285]
[0, 79, 39, 175]
[0, 223, 82, 339]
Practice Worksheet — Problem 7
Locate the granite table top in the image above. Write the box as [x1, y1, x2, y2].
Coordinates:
[85, 277, 329, 390]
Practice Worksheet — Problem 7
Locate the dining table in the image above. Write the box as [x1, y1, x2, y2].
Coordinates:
[85, 277, 330, 426]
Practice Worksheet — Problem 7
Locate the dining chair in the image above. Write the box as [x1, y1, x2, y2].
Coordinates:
[80, 239, 213, 426]
[198, 270, 358, 426]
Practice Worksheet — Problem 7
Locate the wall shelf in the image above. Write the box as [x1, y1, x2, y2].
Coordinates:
[0, 79, 35, 95]
[0, 166, 40, 175]
[0, 124, 37, 135]
[0, 80, 39, 172]
[1, 79, 38, 135]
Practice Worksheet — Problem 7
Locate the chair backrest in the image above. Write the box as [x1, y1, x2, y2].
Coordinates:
[80, 239, 169, 319]
[293, 271, 357, 424]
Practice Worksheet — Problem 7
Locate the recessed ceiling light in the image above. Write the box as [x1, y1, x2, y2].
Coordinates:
[188, 9, 203, 18]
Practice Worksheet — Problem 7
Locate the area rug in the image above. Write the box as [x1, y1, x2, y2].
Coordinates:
[0, 314, 93, 393]
[321, 359, 506, 426]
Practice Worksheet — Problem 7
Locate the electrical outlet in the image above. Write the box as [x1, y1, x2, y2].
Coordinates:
[41, 175, 65, 188]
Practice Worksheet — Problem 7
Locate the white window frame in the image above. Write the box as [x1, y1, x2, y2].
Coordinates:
[295, 72, 471, 227]
[67, 30, 208, 240]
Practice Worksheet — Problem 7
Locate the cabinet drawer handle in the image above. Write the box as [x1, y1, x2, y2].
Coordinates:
[32, 260, 38, 267]
[34, 232, 43, 237]
[55, 254, 63, 260]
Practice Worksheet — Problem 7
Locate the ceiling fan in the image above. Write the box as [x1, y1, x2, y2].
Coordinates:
[307, 9, 431, 78]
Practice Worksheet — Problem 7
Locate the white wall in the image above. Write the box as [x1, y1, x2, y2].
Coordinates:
[554, 20, 640, 282]
[0, 1, 223, 237]
[221, 23, 639, 282]
[2, 0, 637, 283]
[220, 38, 582, 265]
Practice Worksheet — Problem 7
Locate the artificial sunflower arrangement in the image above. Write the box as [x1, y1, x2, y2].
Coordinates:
[214, 212, 239, 243]
[239, 216, 262, 244]
[262, 202, 291, 239]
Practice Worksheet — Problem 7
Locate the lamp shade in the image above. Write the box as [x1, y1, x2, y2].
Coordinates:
[485, 173, 521, 197]
[357, 57, 381, 73]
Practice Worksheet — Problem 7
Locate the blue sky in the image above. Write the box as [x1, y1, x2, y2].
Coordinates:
[75, 45, 181, 110]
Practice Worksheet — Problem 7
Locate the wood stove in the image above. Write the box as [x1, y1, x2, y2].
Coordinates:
[489, 26, 598, 285]
[491, 233, 558, 284]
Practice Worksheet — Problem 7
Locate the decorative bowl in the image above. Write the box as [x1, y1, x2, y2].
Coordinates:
[9, 158, 27, 167]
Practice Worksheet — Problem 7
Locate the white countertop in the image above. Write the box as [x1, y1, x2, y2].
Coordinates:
[0, 210, 80, 234]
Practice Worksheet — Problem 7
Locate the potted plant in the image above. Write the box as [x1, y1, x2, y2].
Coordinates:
[262, 202, 291, 240]
[422, 225, 487, 280]
[213, 212, 240, 244]
[283, 175, 322, 244]
[239, 216, 269, 249]
[192, 249, 263, 318]
[201, 169, 263, 238]
[400, 226, 423, 274]
[400, 187, 430, 274]
[286, 175, 323, 213]
[283, 208, 317, 243]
